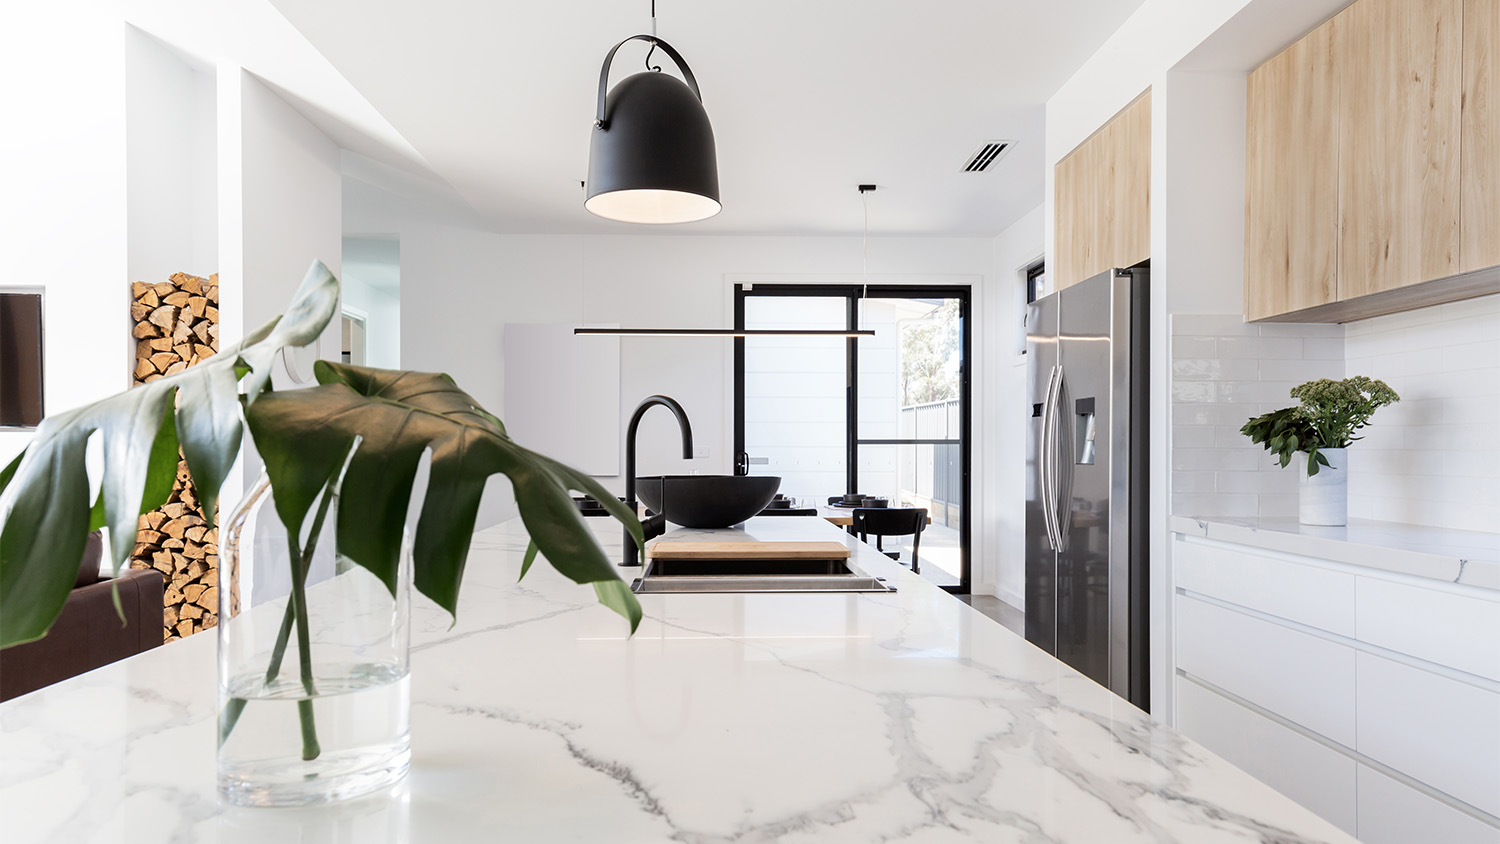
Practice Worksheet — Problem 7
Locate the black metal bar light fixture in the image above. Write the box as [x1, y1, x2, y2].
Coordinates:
[584, 1, 720, 224]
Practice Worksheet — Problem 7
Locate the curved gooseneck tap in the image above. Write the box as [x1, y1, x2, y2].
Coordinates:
[623, 395, 694, 566]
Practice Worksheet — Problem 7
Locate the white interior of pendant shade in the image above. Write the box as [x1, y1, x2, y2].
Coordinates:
[584, 188, 721, 224]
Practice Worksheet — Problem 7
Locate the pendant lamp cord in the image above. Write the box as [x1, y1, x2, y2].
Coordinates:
[864, 186, 876, 302]
[645, 0, 661, 71]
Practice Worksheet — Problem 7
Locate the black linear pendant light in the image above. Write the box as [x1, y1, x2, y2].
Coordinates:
[585, 1, 720, 224]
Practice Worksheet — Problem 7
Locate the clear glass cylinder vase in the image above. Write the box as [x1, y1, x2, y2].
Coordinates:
[217, 474, 412, 806]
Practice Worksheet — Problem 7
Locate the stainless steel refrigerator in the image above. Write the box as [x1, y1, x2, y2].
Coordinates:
[1024, 267, 1149, 711]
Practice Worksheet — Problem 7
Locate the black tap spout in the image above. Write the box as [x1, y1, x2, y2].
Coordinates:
[623, 395, 694, 566]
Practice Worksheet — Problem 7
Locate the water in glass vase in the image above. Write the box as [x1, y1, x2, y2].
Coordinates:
[218, 662, 411, 806]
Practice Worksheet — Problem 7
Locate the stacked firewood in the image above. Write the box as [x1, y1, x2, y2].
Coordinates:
[128, 272, 228, 641]
[130, 272, 219, 382]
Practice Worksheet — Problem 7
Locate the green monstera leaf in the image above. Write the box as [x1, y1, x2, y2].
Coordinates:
[242, 361, 645, 632]
[0, 262, 340, 648]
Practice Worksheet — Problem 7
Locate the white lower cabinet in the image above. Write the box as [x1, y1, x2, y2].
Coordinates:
[1176, 678, 1357, 834]
[1175, 595, 1356, 746]
[1355, 652, 1500, 817]
[1356, 765, 1500, 844]
[1171, 534, 1500, 843]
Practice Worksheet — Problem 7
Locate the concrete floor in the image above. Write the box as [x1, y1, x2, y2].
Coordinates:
[959, 594, 1024, 636]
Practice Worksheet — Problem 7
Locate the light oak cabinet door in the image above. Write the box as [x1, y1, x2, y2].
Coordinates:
[1336, 0, 1464, 297]
[1054, 90, 1150, 291]
[1463, 0, 1500, 272]
[1244, 18, 1341, 321]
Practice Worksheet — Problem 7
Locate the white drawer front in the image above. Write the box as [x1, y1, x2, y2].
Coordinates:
[1176, 595, 1356, 746]
[1174, 537, 1355, 635]
[1176, 678, 1356, 835]
[1356, 652, 1500, 817]
[1357, 765, 1500, 844]
[1356, 577, 1500, 681]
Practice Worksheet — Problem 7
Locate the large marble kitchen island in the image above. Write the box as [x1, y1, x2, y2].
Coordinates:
[1, 514, 1356, 843]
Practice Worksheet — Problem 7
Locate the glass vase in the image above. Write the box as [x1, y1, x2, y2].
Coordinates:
[217, 473, 412, 806]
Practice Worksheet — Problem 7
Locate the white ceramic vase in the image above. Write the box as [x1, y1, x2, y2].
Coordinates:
[1299, 447, 1347, 526]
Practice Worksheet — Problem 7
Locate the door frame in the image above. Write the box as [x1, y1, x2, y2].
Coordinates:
[733, 283, 972, 594]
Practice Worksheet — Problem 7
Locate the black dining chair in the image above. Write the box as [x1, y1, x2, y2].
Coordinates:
[851, 508, 927, 575]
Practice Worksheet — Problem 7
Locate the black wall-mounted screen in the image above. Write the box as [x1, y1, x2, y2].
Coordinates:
[0, 292, 44, 427]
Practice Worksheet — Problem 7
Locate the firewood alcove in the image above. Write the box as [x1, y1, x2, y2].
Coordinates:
[128, 272, 233, 641]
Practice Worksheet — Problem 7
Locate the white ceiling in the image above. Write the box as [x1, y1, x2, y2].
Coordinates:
[271, 0, 1148, 237]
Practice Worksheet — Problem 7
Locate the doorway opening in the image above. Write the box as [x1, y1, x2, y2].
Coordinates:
[733, 284, 972, 593]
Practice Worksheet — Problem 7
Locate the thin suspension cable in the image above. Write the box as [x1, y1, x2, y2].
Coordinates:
[645, 0, 660, 71]
[862, 189, 870, 302]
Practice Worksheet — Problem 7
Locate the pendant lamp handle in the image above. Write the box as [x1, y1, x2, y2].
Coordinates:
[595, 35, 702, 129]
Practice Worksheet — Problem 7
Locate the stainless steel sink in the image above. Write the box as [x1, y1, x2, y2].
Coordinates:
[631, 556, 895, 594]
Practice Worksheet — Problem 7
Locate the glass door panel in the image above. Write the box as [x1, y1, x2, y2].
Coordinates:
[855, 296, 965, 588]
[741, 296, 847, 505]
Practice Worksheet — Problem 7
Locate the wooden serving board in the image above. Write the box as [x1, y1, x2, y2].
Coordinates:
[645, 541, 852, 561]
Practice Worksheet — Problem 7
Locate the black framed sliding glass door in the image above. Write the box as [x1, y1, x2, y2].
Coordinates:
[733, 284, 971, 593]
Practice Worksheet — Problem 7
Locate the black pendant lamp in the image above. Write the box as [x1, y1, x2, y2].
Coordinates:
[585, 4, 719, 224]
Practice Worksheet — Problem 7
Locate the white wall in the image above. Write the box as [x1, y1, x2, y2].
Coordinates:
[984, 205, 1045, 607]
[126, 27, 217, 288]
[1345, 296, 1500, 532]
[0, 2, 127, 468]
[236, 71, 342, 371]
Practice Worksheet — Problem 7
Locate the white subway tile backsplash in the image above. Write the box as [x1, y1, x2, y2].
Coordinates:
[1173, 403, 1260, 427]
[1214, 471, 1297, 494]
[1171, 493, 1261, 518]
[1170, 300, 1498, 531]
[1172, 470, 1219, 493]
[1258, 357, 1345, 382]
[1302, 338, 1345, 360]
[1344, 295, 1500, 532]
[1219, 336, 1306, 360]
[1172, 381, 1217, 403]
[1172, 426, 1219, 449]
[1173, 448, 1262, 472]
[1170, 314, 1345, 520]
[1173, 314, 1252, 334]
[1172, 336, 1219, 359]
[1256, 322, 1345, 338]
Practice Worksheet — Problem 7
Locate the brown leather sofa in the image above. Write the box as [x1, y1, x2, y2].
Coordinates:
[0, 531, 165, 702]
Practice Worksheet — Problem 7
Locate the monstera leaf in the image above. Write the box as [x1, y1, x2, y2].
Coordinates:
[243, 361, 644, 631]
[0, 262, 340, 648]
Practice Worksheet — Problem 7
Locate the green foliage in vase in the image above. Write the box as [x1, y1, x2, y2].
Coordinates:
[0, 261, 644, 652]
[1241, 376, 1400, 476]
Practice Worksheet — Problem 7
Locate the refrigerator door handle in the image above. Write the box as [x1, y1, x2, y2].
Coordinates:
[1039, 365, 1061, 550]
[1054, 365, 1076, 550]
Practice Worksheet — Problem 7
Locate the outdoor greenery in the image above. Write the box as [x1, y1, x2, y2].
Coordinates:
[0, 263, 644, 748]
[900, 300, 960, 406]
[1241, 376, 1400, 476]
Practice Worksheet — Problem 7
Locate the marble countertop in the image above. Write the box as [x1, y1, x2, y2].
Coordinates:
[3, 515, 1356, 843]
[1170, 514, 1500, 591]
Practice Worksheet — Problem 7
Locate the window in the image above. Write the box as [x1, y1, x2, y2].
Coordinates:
[1026, 261, 1046, 304]
[1020, 261, 1045, 357]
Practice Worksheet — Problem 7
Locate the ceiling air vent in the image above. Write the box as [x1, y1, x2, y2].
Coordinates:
[962, 140, 1014, 173]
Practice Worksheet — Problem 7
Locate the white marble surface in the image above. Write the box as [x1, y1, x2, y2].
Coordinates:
[2, 516, 1358, 843]
[1171, 514, 1500, 591]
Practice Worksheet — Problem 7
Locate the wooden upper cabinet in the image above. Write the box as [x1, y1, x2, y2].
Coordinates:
[1336, 0, 1464, 298]
[1244, 18, 1341, 321]
[1054, 90, 1151, 291]
[1462, 0, 1500, 272]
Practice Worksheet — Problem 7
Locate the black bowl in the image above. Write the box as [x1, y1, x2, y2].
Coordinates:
[635, 475, 782, 528]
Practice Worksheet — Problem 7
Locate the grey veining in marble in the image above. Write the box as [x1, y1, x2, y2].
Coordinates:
[1172, 514, 1500, 591]
[2, 516, 1357, 843]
